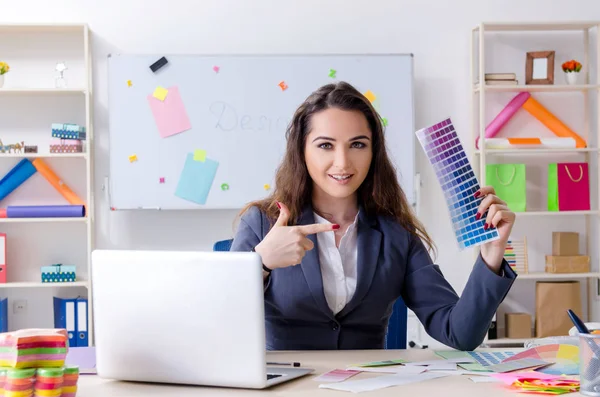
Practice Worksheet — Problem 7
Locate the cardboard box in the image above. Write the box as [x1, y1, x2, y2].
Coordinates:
[552, 232, 579, 256]
[505, 313, 532, 338]
[545, 255, 590, 273]
[536, 281, 582, 337]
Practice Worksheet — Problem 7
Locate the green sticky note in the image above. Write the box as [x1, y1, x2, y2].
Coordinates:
[329, 68, 336, 78]
[193, 149, 207, 162]
[382, 118, 388, 126]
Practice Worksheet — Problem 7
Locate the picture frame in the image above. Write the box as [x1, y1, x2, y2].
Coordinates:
[526, 51, 555, 85]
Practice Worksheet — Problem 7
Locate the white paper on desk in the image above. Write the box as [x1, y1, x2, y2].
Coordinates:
[319, 372, 450, 393]
[346, 366, 427, 374]
[405, 358, 475, 366]
[424, 362, 457, 371]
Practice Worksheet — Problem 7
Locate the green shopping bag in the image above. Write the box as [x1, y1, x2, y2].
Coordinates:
[485, 164, 527, 212]
[547, 163, 559, 211]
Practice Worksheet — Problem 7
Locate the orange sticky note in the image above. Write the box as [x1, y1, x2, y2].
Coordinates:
[153, 86, 169, 101]
[364, 90, 376, 103]
[193, 149, 207, 162]
[278, 81, 288, 91]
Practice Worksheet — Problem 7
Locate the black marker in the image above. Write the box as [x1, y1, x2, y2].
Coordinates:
[150, 56, 168, 73]
[267, 361, 301, 367]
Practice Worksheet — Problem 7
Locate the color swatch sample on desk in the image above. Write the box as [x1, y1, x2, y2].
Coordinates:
[502, 344, 579, 376]
[415, 118, 500, 250]
[485, 358, 551, 373]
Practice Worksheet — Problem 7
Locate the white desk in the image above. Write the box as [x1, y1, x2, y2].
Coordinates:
[77, 349, 582, 396]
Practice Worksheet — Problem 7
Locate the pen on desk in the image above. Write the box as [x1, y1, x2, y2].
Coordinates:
[566, 309, 600, 381]
[567, 309, 590, 334]
[267, 362, 301, 367]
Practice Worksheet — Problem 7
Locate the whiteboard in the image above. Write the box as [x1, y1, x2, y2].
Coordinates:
[107, 54, 415, 209]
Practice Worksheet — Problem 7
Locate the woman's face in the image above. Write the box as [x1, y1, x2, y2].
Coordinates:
[304, 108, 373, 201]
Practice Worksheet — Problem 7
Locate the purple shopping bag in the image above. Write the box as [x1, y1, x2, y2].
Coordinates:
[558, 162, 590, 211]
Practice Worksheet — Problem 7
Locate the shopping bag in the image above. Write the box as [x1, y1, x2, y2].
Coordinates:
[547, 163, 559, 211]
[485, 164, 527, 212]
[558, 162, 590, 211]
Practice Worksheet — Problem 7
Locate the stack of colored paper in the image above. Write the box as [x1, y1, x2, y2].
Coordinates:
[35, 368, 64, 397]
[492, 372, 580, 395]
[0, 329, 69, 368]
[61, 366, 79, 397]
[4, 368, 36, 397]
[509, 377, 580, 395]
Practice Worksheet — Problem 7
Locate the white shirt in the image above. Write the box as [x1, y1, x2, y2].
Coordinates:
[313, 212, 359, 315]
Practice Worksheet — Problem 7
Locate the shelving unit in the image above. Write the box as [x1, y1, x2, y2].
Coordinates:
[471, 21, 600, 346]
[0, 24, 94, 343]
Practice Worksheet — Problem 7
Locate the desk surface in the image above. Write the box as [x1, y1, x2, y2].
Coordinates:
[77, 349, 582, 396]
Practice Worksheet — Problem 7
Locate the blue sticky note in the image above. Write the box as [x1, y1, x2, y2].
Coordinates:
[175, 153, 219, 205]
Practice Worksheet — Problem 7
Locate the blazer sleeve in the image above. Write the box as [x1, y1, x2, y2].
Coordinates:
[401, 235, 516, 351]
[229, 206, 273, 290]
[230, 206, 263, 252]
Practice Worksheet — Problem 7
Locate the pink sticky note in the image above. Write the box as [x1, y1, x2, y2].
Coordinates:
[147, 86, 191, 138]
[213, 66, 220, 73]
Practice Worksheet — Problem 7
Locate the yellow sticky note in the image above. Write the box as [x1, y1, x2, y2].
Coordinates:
[153, 86, 168, 101]
[129, 154, 138, 163]
[364, 90, 376, 103]
[127, 80, 132, 87]
[193, 149, 207, 162]
[264, 184, 271, 191]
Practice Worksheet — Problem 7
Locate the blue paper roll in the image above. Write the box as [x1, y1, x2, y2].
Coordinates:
[0, 159, 37, 201]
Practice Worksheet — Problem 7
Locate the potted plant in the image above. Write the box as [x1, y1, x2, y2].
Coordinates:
[0, 62, 9, 88]
[561, 59, 582, 85]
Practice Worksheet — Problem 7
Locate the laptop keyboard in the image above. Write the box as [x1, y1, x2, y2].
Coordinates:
[267, 374, 283, 380]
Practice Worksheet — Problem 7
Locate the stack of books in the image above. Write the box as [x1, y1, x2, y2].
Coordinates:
[484, 73, 518, 85]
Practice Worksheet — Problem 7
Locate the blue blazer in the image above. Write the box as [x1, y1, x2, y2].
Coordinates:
[231, 205, 516, 351]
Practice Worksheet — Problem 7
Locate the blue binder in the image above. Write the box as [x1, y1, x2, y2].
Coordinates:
[0, 298, 7, 333]
[76, 297, 88, 347]
[53, 297, 77, 347]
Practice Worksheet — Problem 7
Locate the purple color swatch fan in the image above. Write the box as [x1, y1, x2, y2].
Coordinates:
[415, 117, 499, 250]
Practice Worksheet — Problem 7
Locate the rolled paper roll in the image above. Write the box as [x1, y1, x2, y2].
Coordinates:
[6, 205, 85, 218]
[521, 96, 587, 148]
[31, 159, 85, 207]
[476, 92, 531, 149]
[0, 159, 37, 201]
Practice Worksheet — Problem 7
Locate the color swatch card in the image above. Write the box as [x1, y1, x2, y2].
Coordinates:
[485, 358, 551, 373]
[415, 118, 500, 250]
[313, 369, 360, 383]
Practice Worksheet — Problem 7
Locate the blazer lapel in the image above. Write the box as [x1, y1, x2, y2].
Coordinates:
[297, 206, 333, 318]
[338, 209, 381, 318]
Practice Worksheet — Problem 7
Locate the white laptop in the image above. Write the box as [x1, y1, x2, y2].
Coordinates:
[91, 249, 313, 389]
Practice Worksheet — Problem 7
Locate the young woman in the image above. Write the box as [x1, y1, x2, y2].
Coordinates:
[231, 81, 516, 351]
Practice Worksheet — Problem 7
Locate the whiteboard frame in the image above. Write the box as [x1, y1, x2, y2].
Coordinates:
[106, 53, 417, 211]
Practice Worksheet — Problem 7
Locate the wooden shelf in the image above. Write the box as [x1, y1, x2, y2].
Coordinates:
[0, 88, 87, 96]
[475, 148, 598, 155]
[0, 24, 87, 33]
[474, 84, 600, 93]
[513, 210, 599, 217]
[0, 281, 88, 289]
[0, 153, 87, 159]
[473, 21, 599, 32]
[515, 272, 600, 280]
[0, 217, 87, 223]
